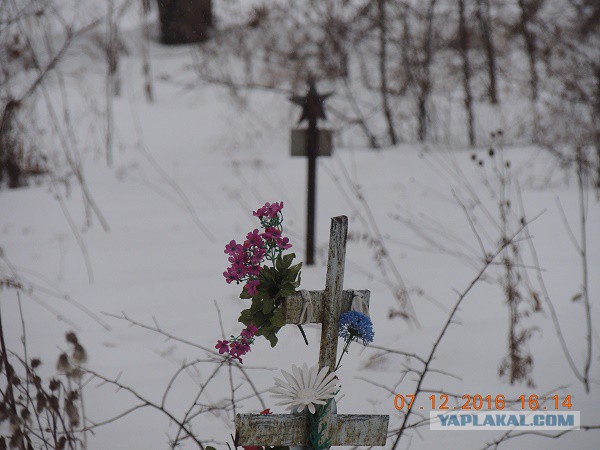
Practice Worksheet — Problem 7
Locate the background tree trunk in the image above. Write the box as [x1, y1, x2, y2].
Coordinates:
[377, 0, 398, 145]
[141, 0, 154, 102]
[0, 100, 23, 188]
[458, 0, 475, 146]
[417, 0, 437, 142]
[517, 0, 541, 140]
[595, 64, 600, 187]
[476, 0, 498, 104]
[157, 0, 213, 45]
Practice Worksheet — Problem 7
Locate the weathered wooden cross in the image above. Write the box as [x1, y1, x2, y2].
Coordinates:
[235, 216, 389, 447]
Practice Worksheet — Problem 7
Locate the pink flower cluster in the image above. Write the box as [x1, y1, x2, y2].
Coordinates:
[215, 324, 258, 363]
[218, 202, 294, 364]
[222, 202, 292, 296]
[223, 232, 266, 295]
[253, 201, 284, 220]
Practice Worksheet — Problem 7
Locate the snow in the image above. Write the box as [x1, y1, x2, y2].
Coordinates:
[1, 13, 599, 450]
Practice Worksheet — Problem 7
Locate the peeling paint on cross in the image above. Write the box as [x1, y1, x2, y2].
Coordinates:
[235, 216, 389, 447]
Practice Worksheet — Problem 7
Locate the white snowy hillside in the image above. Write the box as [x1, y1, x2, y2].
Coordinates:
[1, 1, 599, 450]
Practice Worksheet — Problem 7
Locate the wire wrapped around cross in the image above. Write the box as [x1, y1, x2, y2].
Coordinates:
[296, 289, 370, 345]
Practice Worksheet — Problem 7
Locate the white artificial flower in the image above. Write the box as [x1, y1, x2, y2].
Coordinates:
[269, 363, 338, 414]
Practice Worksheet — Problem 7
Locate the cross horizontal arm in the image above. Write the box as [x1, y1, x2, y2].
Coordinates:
[235, 414, 306, 446]
[330, 414, 389, 445]
[281, 290, 370, 324]
[235, 413, 388, 446]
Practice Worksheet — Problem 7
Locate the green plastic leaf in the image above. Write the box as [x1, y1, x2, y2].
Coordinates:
[261, 266, 276, 283]
[250, 297, 262, 312]
[238, 309, 252, 324]
[279, 283, 296, 298]
[233, 248, 303, 348]
[263, 297, 275, 314]
[270, 309, 285, 328]
[282, 253, 295, 269]
[265, 331, 278, 347]
[289, 262, 302, 280]
[239, 286, 252, 299]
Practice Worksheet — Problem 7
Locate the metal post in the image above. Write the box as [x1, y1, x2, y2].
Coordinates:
[290, 81, 332, 266]
[306, 109, 318, 266]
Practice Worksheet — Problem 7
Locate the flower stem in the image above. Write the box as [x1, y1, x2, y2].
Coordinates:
[297, 324, 309, 345]
[334, 338, 352, 372]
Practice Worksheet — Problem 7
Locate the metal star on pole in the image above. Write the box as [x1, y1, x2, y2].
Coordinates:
[290, 80, 332, 124]
[289, 79, 333, 266]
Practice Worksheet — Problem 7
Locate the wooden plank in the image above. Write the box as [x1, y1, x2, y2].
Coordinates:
[235, 414, 308, 446]
[319, 217, 348, 450]
[281, 289, 370, 324]
[331, 414, 389, 446]
[318, 215, 348, 373]
[290, 128, 333, 157]
[235, 413, 389, 446]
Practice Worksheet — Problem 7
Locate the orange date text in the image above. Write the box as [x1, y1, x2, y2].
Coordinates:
[393, 394, 573, 411]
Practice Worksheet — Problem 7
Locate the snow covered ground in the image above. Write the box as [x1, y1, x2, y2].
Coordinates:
[1, 14, 599, 450]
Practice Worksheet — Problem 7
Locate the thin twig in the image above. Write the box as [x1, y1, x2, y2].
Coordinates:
[390, 214, 541, 450]
[83, 368, 206, 450]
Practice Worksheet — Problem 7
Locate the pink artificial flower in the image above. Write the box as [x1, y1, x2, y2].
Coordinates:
[252, 202, 271, 218]
[241, 250, 254, 267]
[238, 339, 251, 354]
[276, 236, 292, 250]
[251, 246, 266, 261]
[262, 227, 281, 240]
[224, 240, 242, 255]
[228, 255, 244, 266]
[244, 279, 260, 296]
[269, 202, 284, 217]
[253, 201, 284, 219]
[229, 342, 245, 363]
[225, 267, 240, 282]
[231, 263, 247, 278]
[223, 270, 237, 284]
[246, 229, 264, 247]
[240, 330, 251, 339]
[246, 265, 261, 277]
[215, 340, 229, 354]
[241, 325, 256, 339]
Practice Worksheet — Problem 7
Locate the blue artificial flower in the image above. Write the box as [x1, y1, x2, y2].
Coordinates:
[338, 311, 374, 345]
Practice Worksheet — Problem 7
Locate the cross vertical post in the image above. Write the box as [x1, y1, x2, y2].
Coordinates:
[318, 216, 347, 372]
[318, 216, 347, 450]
